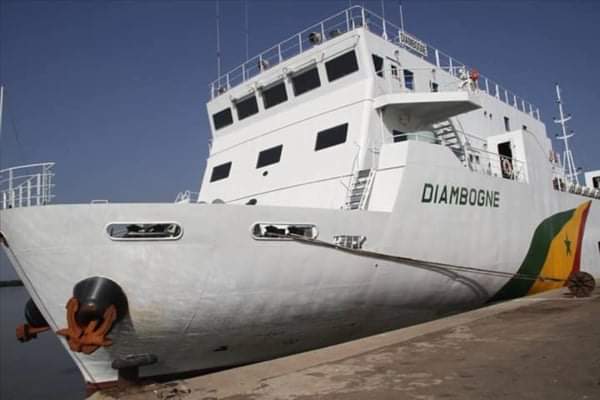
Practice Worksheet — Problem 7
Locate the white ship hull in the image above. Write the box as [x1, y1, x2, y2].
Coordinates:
[2, 168, 599, 384]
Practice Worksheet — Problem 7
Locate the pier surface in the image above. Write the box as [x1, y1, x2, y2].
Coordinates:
[92, 289, 600, 400]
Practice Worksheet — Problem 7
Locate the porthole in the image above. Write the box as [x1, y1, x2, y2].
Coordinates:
[107, 222, 183, 241]
[251, 223, 318, 241]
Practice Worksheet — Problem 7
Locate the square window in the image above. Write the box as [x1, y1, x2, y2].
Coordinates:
[235, 95, 258, 120]
[212, 108, 233, 130]
[292, 67, 321, 96]
[256, 145, 283, 168]
[210, 162, 232, 182]
[315, 123, 348, 151]
[262, 82, 288, 109]
[325, 50, 359, 82]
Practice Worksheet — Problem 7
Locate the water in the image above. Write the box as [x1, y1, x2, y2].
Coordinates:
[1, 261, 85, 399]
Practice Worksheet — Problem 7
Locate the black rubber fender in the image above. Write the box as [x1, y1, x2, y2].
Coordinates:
[73, 277, 128, 325]
[24, 298, 49, 328]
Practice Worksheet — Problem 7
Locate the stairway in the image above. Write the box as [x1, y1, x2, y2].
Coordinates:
[431, 120, 466, 161]
[344, 169, 375, 210]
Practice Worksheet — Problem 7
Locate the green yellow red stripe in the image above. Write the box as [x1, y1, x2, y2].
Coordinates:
[491, 201, 592, 302]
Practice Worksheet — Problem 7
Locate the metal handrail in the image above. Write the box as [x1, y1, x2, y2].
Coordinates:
[0, 162, 55, 209]
[209, 5, 540, 121]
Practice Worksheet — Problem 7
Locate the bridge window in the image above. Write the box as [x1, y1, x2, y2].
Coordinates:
[212, 108, 233, 130]
[107, 223, 183, 241]
[403, 69, 414, 90]
[235, 95, 258, 120]
[263, 81, 288, 109]
[372, 54, 384, 77]
[315, 123, 348, 151]
[325, 50, 359, 82]
[292, 67, 320, 96]
[256, 145, 283, 168]
[210, 162, 232, 182]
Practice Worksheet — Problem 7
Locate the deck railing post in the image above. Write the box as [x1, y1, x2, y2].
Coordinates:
[495, 84, 500, 99]
[278, 43, 282, 63]
[27, 180, 31, 207]
[2, 192, 6, 209]
[361, 7, 366, 30]
[36, 173, 41, 206]
[435, 49, 440, 68]
[345, 9, 350, 32]
[321, 22, 326, 42]
[529, 103, 533, 116]
[485, 78, 489, 94]
[18, 185, 23, 208]
[298, 33, 302, 52]
[504, 90, 509, 103]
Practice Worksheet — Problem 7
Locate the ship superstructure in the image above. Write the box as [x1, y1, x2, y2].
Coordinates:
[1, 5, 599, 388]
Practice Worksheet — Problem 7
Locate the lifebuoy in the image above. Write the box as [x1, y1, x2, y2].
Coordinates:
[502, 158, 513, 176]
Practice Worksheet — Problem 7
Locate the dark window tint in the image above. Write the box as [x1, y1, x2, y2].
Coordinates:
[403, 70, 414, 90]
[292, 67, 320, 96]
[210, 162, 232, 182]
[372, 54, 384, 77]
[392, 130, 406, 143]
[315, 123, 348, 151]
[235, 95, 258, 120]
[504, 116, 511, 132]
[256, 145, 283, 168]
[263, 82, 288, 109]
[212, 108, 233, 130]
[325, 50, 359, 82]
[431, 82, 439, 92]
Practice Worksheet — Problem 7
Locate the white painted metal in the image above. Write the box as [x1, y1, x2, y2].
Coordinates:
[1, 4, 599, 388]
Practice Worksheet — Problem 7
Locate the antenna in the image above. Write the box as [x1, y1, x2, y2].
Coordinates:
[381, 0, 388, 39]
[244, 0, 249, 60]
[553, 84, 580, 185]
[398, 0, 405, 31]
[0, 86, 4, 145]
[216, 0, 222, 80]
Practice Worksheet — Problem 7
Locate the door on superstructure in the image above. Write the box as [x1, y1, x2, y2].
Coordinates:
[387, 58, 404, 93]
[498, 141, 514, 179]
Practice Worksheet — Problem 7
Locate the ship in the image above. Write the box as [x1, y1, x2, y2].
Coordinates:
[1, 5, 599, 389]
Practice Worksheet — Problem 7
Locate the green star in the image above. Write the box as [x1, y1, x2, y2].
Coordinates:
[564, 234, 572, 256]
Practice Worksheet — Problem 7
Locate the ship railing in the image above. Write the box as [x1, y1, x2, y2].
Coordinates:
[175, 190, 200, 204]
[391, 132, 527, 183]
[0, 162, 55, 210]
[209, 6, 540, 121]
[373, 66, 482, 95]
[552, 177, 600, 199]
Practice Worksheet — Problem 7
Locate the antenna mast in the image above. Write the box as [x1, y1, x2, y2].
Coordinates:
[554, 84, 580, 185]
[216, 1, 222, 79]
[0, 86, 4, 143]
[244, 0, 249, 60]
[399, 0, 405, 31]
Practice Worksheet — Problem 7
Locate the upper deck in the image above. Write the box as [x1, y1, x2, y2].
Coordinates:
[209, 6, 541, 121]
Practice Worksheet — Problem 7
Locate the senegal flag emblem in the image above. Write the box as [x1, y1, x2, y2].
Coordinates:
[491, 201, 592, 302]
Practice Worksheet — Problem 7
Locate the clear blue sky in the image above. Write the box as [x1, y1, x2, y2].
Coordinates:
[0, 0, 599, 205]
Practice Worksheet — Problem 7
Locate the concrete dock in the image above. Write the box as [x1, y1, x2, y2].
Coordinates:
[92, 289, 600, 400]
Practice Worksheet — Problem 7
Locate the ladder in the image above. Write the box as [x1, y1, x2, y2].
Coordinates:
[343, 169, 376, 210]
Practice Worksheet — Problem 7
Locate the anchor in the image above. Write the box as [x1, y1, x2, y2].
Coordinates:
[57, 297, 117, 354]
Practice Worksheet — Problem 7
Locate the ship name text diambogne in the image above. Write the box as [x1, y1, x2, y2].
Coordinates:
[1, 6, 599, 388]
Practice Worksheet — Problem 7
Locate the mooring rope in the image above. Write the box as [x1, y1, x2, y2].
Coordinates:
[271, 232, 566, 284]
